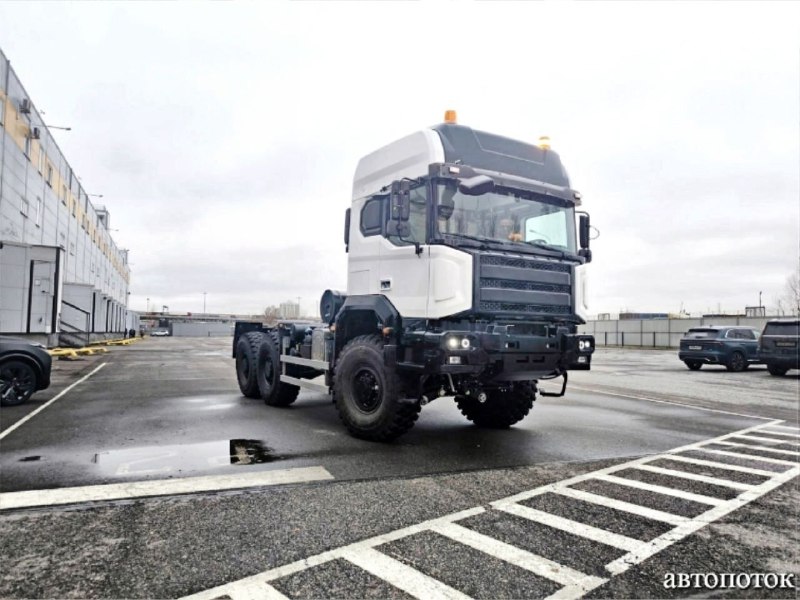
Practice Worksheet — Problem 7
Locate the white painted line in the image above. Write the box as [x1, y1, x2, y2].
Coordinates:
[554, 486, 688, 526]
[605, 465, 800, 576]
[714, 441, 800, 456]
[0, 466, 335, 511]
[179, 506, 486, 600]
[342, 546, 470, 600]
[0, 363, 107, 441]
[663, 454, 775, 477]
[430, 521, 605, 589]
[696, 448, 798, 466]
[732, 433, 799, 445]
[493, 502, 643, 552]
[595, 474, 725, 506]
[766, 423, 800, 431]
[633, 464, 754, 490]
[757, 429, 800, 438]
[228, 580, 289, 600]
[567, 385, 772, 421]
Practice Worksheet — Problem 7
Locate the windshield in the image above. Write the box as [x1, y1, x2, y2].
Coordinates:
[435, 181, 576, 252]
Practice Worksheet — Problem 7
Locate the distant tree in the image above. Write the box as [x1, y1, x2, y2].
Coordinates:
[784, 268, 800, 316]
[263, 305, 280, 325]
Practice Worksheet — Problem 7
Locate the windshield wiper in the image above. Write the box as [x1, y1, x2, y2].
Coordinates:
[444, 233, 499, 249]
[524, 240, 582, 263]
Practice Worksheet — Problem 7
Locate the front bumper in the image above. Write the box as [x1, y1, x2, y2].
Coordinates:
[397, 328, 594, 381]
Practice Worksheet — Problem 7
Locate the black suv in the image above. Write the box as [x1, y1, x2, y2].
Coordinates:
[0, 336, 52, 406]
[758, 319, 799, 376]
[678, 326, 761, 372]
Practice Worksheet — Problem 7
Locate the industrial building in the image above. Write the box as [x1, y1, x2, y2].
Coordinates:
[0, 47, 137, 346]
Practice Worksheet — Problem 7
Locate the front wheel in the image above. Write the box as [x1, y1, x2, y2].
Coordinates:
[455, 383, 535, 428]
[0, 360, 38, 406]
[334, 335, 420, 441]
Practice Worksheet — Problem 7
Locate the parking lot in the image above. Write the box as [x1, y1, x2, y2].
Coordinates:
[0, 337, 797, 599]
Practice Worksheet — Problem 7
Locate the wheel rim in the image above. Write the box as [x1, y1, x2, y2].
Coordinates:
[731, 353, 744, 370]
[0, 365, 35, 403]
[352, 368, 381, 413]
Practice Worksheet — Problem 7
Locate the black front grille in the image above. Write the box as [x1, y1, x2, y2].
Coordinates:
[477, 253, 573, 317]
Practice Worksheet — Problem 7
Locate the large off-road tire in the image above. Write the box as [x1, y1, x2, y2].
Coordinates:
[236, 331, 265, 398]
[333, 335, 420, 441]
[455, 383, 535, 429]
[726, 351, 746, 372]
[767, 364, 788, 377]
[684, 361, 702, 371]
[257, 331, 299, 407]
[0, 360, 38, 407]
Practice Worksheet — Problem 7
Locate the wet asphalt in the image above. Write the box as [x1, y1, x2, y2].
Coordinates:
[0, 337, 797, 598]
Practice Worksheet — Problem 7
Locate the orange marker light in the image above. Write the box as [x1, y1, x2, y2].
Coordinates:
[538, 135, 551, 150]
[444, 110, 457, 124]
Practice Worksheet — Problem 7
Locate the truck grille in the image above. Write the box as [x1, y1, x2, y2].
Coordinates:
[477, 253, 572, 317]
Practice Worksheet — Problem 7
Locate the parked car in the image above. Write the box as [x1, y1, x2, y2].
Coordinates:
[678, 326, 761, 372]
[0, 336, 52, 406]
[150, 329, 170, 337]
[758, 319, 800, 376]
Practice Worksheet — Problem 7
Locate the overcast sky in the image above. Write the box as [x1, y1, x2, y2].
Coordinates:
[1, 2, 798, 317]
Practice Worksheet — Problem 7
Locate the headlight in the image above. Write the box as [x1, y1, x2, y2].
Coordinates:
[461, 338, 471, 349]
[447, 337, 460, 349]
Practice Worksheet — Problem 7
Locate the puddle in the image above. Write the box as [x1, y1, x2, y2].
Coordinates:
[19, 455, 42, 462]
[93, 439, 284, 477]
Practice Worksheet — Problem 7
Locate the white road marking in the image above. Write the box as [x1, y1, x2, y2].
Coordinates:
[662, 454, 775, 477]
[0, 466, 335, 510]
[0, 362, 107, 441]
[553, 487, 688, 526]
[732, 433, 799, 445]
[594, 474, 726, 506]
[342, 546, 471, 600]
[228, 581, 289, 600]
[493, 503, 642, 552]
[566, 385, 772, 421]
[696, 448, 798, 466]
[758, 429, 800, 438]
[429, 521, 605, 589]
[714, 441, 800, 456]
[766, 423, 800, 431]
[632, 464, 755, 490]
[181, 420, 798, 600]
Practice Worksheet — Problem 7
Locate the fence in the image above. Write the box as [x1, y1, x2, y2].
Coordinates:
[579, 316, 775, 349]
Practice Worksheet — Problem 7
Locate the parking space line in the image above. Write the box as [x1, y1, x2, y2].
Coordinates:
[342, 546, 471, 600]
[0, 466, 335, 510]
[493, 503, 642, 551]
[552, 487, 687, 526]
[757, 429, 800, 438]
[228, 580, 289, 600]
[429, 521, 605, 589]
[0, 363, 107, 442]
[663, 454, 775, 476]
[766, 424, 800, 432]
[732, 433, 799, 445]
[632, 464, 755, 490]
[714, 441, 800, 456]
[697, 448, 798, 466]
[594, 474, 726, 505]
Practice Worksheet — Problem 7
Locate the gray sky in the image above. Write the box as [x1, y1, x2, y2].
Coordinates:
[1, 2, 798, 317]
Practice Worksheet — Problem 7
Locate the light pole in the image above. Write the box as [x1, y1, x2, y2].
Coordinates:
[203, 292, 207, 315]
[759, 291, 762, 310]
[146, 297, 150, 313]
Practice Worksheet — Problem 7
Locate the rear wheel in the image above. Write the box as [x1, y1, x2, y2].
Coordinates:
[257, 332, 299, 407]
[767, 364, 788, 376]
[334, 335, 420, 441]
[455, 383, 535, 428]
[684, 361, 702, 371]
[0, 360, 38, 406]
[726, 351, 746, 372]
[236, 332, 264, 398]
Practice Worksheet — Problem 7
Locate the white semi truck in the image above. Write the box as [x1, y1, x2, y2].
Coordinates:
[233, 112, 595, 441]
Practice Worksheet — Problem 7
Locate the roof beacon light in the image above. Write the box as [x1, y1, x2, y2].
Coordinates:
[444, 110, 457, 124]
[538, 135, 551, 150]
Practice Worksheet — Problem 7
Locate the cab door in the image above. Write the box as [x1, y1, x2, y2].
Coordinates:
[378, 182, 430, 318]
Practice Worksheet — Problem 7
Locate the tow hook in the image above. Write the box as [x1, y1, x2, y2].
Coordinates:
[539, 371, 568, 397]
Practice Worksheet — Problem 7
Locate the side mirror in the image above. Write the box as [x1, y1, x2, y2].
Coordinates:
[390, 180, 410, 221]
[579, 214, 590, 249]
[458, 175, 495, 196]
[344, 208, 351, 252]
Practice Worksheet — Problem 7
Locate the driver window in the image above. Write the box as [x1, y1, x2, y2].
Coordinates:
[387, 185, 427, 246]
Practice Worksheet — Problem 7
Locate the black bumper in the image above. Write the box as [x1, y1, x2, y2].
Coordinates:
[396, 329, 594, 381]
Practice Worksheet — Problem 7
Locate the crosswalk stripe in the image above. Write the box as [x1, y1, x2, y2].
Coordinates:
[429, 521, 605, 589]
[695, 448, 798, 466]
[227, 581, 289, 600]
[758, 429, 800, 438]
[714, 441, 800, 456]
[662, 454, 775, 476]
[342, 547, 470, 600]
[553, 486, 688, 525]
[764, 424, 800, 432]
[731, 433, 799, 445]
[632, 464, 755, 490]
[493, 502, 643, 552]
[594, 474, 725, 506]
